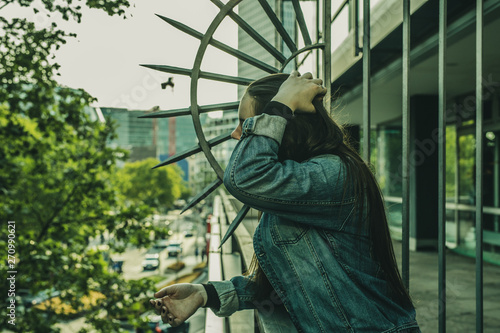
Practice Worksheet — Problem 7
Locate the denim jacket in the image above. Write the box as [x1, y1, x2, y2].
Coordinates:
[211, 113, 419, 333]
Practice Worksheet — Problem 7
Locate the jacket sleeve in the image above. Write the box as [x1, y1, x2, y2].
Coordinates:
[223, 113, 355, 224]
[208, 275, 260, 317]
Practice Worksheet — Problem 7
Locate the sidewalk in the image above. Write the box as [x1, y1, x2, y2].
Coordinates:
[392, 241, 500, 332]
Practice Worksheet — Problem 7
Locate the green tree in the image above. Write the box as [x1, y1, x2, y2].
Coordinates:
[115, 158, 190, 213]
[0, 1, 165, 332]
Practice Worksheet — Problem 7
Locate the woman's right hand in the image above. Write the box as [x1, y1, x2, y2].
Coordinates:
[149, 283, 207, 327]
[271, 70, 327, 113]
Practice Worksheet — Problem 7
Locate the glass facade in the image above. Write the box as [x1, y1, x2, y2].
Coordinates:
[373, 102, 500, 264]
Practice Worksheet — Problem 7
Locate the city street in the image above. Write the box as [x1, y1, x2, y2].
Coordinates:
[119, 233, 199, 281]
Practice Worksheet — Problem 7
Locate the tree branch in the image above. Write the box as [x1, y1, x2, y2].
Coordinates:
[0, 0, 14, 11]
[36, 184, 79, 242]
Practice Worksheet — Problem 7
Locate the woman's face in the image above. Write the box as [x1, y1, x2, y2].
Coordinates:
[231, 92, 256, 140]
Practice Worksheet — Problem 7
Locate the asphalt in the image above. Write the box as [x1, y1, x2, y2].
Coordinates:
[392, 241, 500, 332]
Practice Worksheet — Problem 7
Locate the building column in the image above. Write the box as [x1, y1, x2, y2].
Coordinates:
[410, 95, 439, 251]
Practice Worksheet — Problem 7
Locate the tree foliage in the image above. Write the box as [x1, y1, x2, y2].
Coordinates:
[115, 158, 190, 213]
[0, 1, 173, 332]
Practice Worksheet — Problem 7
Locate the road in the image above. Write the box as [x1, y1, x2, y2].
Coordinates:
[118, 233, 202, 281]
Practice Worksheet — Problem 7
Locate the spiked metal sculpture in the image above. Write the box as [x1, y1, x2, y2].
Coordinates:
[141, 0, 332, 247]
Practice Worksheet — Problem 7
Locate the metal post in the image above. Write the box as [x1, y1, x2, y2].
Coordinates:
[401, 0, 410, 290]
[352, 0, 360, 56]
[455, 121, 460, 247]
[362, 0, 371, 162]
[323, 0, 332, 113]
[475, 0, 484, 331]
[438, 0, 447, 332]
[316, 0, 320, 77]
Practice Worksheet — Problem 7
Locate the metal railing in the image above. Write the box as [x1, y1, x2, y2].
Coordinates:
[143, 1, 498, 331]
[351, 0, 492, 331]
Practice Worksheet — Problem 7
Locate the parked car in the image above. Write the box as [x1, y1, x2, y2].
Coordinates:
[154, 239, 170, 250]
[141, 311, 189, 333]
[111, 259, 124, 273]
[166, 242, 182, 257]
[141, 258, 160, 270]
[146, 247, 163, 258]
[142, 247, 163, 270]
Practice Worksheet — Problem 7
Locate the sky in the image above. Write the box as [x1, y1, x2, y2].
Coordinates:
[4, 0, 239, 111]
[3, 0, 363, 111]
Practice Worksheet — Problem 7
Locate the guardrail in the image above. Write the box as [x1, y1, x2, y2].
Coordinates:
[205, 193, 254, 333]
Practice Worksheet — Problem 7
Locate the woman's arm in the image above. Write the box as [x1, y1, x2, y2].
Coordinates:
[223, 113, 354, 224]
[223, 73, 355, 228]
[151, 275, 261, 326]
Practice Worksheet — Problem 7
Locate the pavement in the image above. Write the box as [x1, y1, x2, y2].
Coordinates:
[392, 241, 500, 332]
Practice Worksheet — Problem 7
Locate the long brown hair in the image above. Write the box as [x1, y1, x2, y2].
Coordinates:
[243, 73, 412, 307]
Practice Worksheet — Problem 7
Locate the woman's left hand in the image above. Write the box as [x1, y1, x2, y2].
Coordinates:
[149, 283, 206, 327]
[271, 71, 327, 113]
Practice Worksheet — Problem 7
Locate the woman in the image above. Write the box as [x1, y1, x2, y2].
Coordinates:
[149, 71, 420, 332]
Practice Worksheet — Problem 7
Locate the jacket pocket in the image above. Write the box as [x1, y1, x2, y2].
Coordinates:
[270, 216, 308, 245]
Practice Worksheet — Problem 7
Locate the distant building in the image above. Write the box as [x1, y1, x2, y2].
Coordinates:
[188, 112, 239, 193]
[237, 0, 280, 98]
[99, 107, 197, 180]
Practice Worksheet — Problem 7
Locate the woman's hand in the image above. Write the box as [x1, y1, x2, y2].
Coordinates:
[271, 71, 327, 113]
[149, 283, 207, 327]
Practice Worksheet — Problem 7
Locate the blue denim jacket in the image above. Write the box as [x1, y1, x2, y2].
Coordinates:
[211, 113, 419, 332]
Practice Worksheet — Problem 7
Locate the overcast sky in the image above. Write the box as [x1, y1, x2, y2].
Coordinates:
[5, 0, 239, 110]
[5, 0, 361, 111]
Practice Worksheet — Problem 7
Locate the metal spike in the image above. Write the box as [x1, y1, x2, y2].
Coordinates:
[155, 14, 279, 74]
[180, 178, 223, 214]
[291, 0, 312, 46]
[139, 101, 240, 119]
[140, 64, 191, 76]
[210, 0, 287, 64]
[140, 64, 253, 86]
[155, 13, 203, 39]
[331, 0, 349, 23]
[219, 205, 251, 248]
[151, 133, 232, 169]
[257, 0, 298, 53]
[153, 146, 198, 168]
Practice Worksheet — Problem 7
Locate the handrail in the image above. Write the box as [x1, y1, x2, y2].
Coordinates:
[384, 196, 500, 215]
[205, 196, 225, 333]
[205, 193, 255, 333]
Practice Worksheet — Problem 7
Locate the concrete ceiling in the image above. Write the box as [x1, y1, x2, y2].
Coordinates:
[335, 8, 500, 126]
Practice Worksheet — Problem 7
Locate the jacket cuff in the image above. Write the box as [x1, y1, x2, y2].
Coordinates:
[242, 113, 287, 145]
[202, 283, 220, 310]
[206, 280, 239, 317]
[261, 101, 294, 120]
